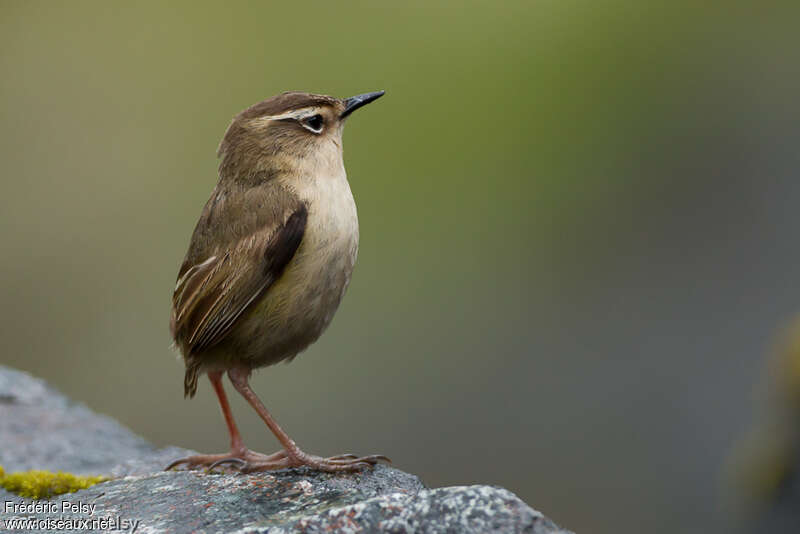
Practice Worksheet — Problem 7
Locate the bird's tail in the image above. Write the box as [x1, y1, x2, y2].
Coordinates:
[184, 361, 201, 398]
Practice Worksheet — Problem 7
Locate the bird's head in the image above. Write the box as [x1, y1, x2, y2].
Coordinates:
[217, 91, 384, 183]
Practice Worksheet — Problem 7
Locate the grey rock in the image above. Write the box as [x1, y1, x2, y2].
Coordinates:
[0, 366, 190, 476]
[0, 365, 573, 533]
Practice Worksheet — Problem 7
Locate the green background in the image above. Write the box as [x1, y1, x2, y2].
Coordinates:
[1, 2, 799, 532]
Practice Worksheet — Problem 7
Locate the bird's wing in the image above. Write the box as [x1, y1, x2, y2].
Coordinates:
[170, 204, 307, 355]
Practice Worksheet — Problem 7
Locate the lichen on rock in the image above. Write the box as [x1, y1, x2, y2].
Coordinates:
[0, 465, 106, 499]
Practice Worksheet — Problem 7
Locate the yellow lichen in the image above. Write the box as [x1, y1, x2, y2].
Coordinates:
[0, 465, 106, 499]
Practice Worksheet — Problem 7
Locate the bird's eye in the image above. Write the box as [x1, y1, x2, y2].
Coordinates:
[302, 114, 324, 133]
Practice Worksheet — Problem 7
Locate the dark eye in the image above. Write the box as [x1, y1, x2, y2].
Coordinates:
[302, 114, 324, 133]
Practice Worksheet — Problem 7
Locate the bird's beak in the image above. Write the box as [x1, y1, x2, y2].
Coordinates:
[341, 90, 385, 119]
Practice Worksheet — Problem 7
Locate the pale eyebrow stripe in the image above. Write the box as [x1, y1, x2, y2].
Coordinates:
[256, 107, 323, 122]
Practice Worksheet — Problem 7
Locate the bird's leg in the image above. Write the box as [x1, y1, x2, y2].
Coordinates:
[165, 371, 287, 471]
[226, 367, 390, 473]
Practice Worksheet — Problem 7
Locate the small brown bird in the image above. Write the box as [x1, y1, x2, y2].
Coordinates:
[167, 91, 388, 473]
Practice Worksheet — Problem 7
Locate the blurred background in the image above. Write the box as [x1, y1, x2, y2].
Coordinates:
[1, 1, 799, 532]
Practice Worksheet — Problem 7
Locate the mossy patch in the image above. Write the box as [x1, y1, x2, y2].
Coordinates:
[0, 465, 107, 499]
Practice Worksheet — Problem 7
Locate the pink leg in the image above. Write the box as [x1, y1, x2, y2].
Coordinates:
[226, 367, 390, 473]
[166, 371, 287, 471]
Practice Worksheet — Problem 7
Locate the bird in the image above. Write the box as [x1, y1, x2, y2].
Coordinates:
[166, 90, 388, 473]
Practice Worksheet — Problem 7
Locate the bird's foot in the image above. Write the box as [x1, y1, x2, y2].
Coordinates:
[240, 450, 391, 473]
[165, 449, 287, 472]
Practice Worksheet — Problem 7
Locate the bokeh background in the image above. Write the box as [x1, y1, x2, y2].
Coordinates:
[1, 1, 799, 533]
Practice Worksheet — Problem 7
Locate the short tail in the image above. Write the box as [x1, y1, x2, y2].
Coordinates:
[184, 361, 201, 398]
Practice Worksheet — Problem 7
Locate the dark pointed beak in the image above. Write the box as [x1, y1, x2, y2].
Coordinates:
[341, 90, 385, 119]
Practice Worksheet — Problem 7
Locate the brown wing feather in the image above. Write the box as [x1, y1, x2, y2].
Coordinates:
[171, 205, 307, 356]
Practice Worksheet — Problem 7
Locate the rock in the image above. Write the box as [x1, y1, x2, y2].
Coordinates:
[0, 365, 573, 533]
[0, 365, 191, 477]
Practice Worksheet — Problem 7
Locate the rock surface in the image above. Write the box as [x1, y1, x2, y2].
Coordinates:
[0, 365, 573, 533]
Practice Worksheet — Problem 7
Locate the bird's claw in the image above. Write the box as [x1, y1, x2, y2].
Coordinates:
[242, 452, 391, 473]
[165, 458, 191, 471]
[165, 449, 287, 472]
[166, 449, 390, 474]
[208, 457, 249, 471]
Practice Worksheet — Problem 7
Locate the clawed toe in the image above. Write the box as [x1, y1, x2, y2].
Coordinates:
[165, 454, 229, 471]
[327, 453, 359, 460]
[167, 448, 389, 474]
[166, 449, 288, 472]
[291, 452, 390, 472]
[239, 457, 291, 473]
[165, 458, 193, 471]
[326, 454, 391, 466]
[208, 457, 248, 471]
[236, 451, 390, 473]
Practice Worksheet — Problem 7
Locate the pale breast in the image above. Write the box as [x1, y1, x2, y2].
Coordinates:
[229, 166, 359, 368]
